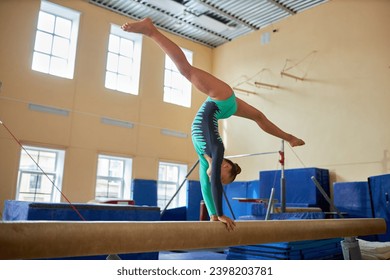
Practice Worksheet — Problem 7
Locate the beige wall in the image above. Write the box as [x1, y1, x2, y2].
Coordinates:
[0, 0, 211, 213]
[1, 0, 389, 216]
[214, 0, 390, 183]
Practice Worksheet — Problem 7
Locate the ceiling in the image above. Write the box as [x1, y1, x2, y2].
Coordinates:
[89, 0, 328, 48]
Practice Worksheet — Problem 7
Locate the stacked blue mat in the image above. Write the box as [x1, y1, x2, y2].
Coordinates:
[227, 212, 343, 260]
[227, 239, 343, 260]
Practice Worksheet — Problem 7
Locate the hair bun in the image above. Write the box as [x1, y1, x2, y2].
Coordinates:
[235, 163, 242, 175]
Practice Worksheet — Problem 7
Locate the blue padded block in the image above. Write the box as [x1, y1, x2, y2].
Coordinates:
[240, 211, 325, 221]
[186, 180, 203, 221]
[368, 174, 390, 241]
[3, 200, 160, 221]
[259, 167, 330, 211]
[333, 181, 373, 218]
[228, 239, 343, 260]
[246, 180, 260, 198]
[223, 180, 260, 219]
[223, 181, 248, 219]
[161, 206, 187, 221]
[132, 179, 157, 206]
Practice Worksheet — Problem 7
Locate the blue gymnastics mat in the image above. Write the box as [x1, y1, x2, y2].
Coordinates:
[227, 239, 343, 260]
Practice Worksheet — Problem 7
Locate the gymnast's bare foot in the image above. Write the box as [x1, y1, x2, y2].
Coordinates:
[121, 18, 156, 36]
[288, 135, 305, 147]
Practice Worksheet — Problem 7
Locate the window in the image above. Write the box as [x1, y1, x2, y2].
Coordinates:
[95, 155, 132, 200]
[164, 48, 193, 107]
[32, 1, 80, 79]
[16, 146, 65, 202]
[157, 162, 188, 210]
[105, 24, 142, 95]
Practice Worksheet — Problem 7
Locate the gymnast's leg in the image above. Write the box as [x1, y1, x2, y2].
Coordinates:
[122, 18, 232, 100]
[234, 98, 305, 147]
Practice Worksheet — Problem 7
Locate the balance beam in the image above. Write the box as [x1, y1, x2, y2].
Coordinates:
[0, 218, 386, 260]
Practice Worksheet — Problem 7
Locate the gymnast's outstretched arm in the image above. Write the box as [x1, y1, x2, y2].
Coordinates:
[234, 97, 305, 147]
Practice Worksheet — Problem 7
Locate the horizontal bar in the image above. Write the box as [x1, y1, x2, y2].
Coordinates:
[225, 151, 279, 159]
[280, 71, 305, 81]
[254, 81, 279, 89]
[233, 87, 258, 95]
[0, 218, 386, 260]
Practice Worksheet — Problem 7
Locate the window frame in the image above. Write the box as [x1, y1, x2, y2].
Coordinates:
[31, 0, 81, 79]
[104, 24, 142, 95]
[157, 161, 188, 210]
[163, 48, 193, 108]
[95, 154, 133, 200]
[16, 146, 65, 203]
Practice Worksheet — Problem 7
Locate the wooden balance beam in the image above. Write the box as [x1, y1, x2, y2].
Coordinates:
[0, 218, 386, 260]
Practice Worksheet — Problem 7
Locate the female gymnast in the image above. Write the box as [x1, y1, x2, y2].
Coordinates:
[122, 18, 305, 231]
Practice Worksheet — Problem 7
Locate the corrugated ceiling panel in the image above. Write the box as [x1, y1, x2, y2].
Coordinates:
[89, 0, 328, 47]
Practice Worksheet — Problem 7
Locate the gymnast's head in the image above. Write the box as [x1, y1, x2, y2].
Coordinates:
[221, 158, 241, 184]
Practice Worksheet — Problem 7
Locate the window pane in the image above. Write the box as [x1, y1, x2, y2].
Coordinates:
[52, 36, 70, 58]
[97, 158, 109, 176]
[105, 71, 117, 90]
[20, 150, 39, 170]
[95, 178, 108, 197]
[109, 159, 124, 177]
[119, 38, 133, 56]
[164, 71, 172, 87]
[37, 11, 55, 33]
[117, 56, 132, 76]
[40, 174, 56, 194]
[34, 31, 53, 54]
[96, 178, 122, 198]
[117, 74, 132, 93]
[50, 56, 68, 77]
[55, 17, 72, 38]
[108, 34, 120, 53]
[106, 52, 118, 72]
[32, 52, 50, 73]
[37, 151, 56, 172]
[165, 57, 175, 70]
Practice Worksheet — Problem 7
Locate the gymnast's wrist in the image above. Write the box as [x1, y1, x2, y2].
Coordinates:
[210, 215, 218, 221]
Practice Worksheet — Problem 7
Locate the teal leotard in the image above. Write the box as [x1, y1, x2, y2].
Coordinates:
[191, 93, 237, 216]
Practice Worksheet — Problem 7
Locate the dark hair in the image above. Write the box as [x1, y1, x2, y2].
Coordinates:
[224, 158, 242, 182]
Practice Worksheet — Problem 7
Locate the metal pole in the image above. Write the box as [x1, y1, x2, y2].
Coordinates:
[280, 140, 286, 213]
[265, 187, 275, 220]
[223, 188, 236, 220]
[311, 176, 344, 218]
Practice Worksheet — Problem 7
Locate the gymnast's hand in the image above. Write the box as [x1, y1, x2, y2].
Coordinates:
[217, 215, 236, 232]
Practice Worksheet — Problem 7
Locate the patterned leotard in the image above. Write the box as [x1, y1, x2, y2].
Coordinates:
[191, 93, 237, 216]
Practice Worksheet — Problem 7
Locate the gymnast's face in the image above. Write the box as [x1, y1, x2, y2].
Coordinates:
[221, 160, 234, 185]
[205, 156, 235, 184]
